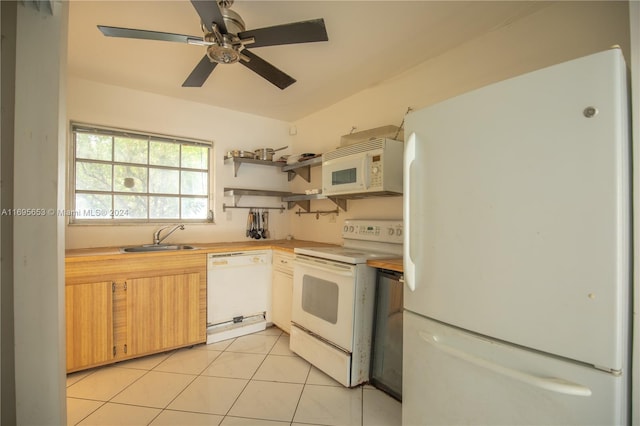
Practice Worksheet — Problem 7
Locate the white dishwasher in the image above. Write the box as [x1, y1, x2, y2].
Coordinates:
[207, 251, 272, 344]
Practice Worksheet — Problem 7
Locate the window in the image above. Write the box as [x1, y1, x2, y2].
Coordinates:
[71, 123, 212, 223]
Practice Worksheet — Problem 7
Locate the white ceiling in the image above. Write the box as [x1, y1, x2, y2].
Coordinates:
[67, 1, 551, 122]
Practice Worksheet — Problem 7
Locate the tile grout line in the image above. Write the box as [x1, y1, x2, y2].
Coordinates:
[66, 360, 134, 425]
[143, 345, 226, 425]
[219, 329, 283, 423]
[70, 365, 153, 422]
[68, 399, 108, 426]
[290, 357, 314, 425]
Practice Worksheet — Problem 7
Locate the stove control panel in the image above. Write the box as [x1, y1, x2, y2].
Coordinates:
[342, 219, 403, 244]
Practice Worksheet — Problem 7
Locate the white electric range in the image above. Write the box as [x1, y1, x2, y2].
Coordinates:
[290, 219, 403, 387]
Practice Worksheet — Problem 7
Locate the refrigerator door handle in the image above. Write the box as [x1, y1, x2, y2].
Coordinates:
[418, 331, 593, 397]
[403, 132, 417, 291]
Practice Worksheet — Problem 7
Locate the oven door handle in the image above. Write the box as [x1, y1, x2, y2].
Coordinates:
[294, 257, 355, 277]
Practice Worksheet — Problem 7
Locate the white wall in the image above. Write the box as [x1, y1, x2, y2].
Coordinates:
[13, 1, 68, 424]
[289, 0, 630, 244]
[66, 79, 295, 249]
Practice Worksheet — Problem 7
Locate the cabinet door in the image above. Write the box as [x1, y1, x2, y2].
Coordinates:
[66, 281, 114, 372]
[272, 269, 293, 334]
[126, 273, 201, 356]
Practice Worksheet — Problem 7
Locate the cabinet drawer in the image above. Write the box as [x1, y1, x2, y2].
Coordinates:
[273, 251, 294, 274]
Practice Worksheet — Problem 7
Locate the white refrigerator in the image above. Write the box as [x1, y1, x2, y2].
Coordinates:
[403, 48, 631, 425]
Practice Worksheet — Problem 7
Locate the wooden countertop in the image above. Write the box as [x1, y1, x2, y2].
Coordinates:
[65, 239, 403, 273]
[65, 239, 338, 262]
[367, 258, 403, 273]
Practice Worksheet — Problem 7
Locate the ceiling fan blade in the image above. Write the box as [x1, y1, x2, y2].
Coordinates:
[182, 55, 218, 87]
[240, 50, 296, 90]
[98, 25, 201, 44]
[238, 18, 328, 48]
[190, 0, 227, 33]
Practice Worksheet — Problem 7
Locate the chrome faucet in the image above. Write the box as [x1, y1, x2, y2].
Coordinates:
[153, 224, 185, 245]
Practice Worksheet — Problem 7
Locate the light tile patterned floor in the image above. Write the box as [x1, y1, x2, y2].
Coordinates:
[67, 327, 402, 426]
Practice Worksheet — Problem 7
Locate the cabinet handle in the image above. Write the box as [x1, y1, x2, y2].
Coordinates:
[112, 283, 117, 357]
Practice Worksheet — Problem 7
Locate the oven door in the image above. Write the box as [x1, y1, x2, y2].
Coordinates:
[292, 254, 356, 352]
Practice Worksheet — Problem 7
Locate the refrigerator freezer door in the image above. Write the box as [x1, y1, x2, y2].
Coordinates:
[404, 49, 630, 371]
[403, 311, 627, 425]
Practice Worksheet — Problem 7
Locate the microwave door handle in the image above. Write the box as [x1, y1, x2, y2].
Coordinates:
[362, 155, 369, 190]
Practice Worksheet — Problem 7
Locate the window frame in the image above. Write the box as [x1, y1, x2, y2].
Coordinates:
[69, 122, 214, 225]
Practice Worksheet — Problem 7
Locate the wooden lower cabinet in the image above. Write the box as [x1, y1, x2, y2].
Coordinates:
[65, 281, 114, 372]
[65, 253, 207, 373]
[126, 273, 201, 357]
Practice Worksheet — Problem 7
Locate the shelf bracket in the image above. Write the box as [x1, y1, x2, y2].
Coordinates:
[287, 166, 311, 182]
[287, 199, 310, 211]
[282, 156, 322, 182]
[232, 161, 241, 177]
[328, 197, 348, 212]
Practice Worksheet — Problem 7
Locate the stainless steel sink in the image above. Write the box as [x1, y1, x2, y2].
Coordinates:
[120, 244, 197, 253]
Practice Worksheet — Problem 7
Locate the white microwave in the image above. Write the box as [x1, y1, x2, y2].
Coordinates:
[322, 138, 404, 197]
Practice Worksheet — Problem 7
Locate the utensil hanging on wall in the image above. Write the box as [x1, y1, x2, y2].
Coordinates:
[262, 210, 269, 239]
[246, 209, 253, 237]
[253, 210, 262, 240]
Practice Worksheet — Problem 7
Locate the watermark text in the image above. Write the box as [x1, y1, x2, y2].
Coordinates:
[1, 208, 130, 217]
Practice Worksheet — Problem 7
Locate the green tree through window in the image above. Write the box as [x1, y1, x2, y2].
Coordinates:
[71, 124, 212, 223]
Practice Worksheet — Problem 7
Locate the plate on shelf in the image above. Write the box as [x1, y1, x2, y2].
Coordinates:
[287, 153, 320, 164]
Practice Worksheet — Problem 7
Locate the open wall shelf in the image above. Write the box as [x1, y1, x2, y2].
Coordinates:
[282, 193, 347, 212]
[224, 156, 284, 177]
[281, 156, 323, 182]
[223, 188, 291, 212]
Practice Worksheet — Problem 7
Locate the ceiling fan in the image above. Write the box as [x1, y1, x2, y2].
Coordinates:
[97, 0, 328, 90]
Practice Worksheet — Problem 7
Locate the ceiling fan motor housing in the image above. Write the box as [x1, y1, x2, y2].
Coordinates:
[222, 7, 245, 34]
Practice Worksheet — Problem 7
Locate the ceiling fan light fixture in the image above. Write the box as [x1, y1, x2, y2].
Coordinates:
[207, 42, 241, 64]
